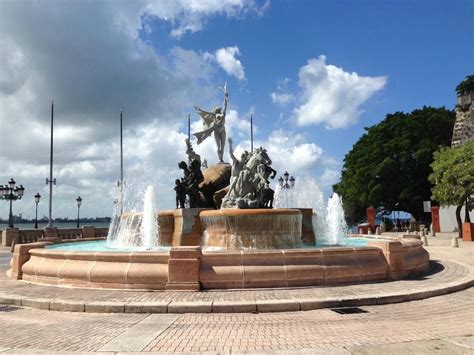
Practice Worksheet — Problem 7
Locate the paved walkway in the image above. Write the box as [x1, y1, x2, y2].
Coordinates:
[0, 233, 471, 353]
[0, 233, 472, 314]
[0, 287, 472, 353]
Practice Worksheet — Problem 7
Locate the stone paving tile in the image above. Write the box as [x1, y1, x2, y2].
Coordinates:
[139, 288, 473, 353]
[348, 337, 473, 354]
[0, 308, 146, 352]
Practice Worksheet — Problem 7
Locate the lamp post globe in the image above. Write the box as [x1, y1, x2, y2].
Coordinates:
[1, 178, 24, 228]
[8, 178, 15, 189]
[76, 196, 82, 228]
[34, 193, 41, 229]
[278, 171, 295, 190]
[278, 176, 284, 188]
[289, 176, 295, 188]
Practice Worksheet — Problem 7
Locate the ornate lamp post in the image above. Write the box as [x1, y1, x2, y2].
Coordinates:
[76, 196, 82, 228]
[34, 193, 41, 229]
[278, 171, 295, 189]
[0, 179, 25, 228]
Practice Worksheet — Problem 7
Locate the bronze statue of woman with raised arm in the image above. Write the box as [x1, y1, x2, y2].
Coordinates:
[193, 83, 228, 163]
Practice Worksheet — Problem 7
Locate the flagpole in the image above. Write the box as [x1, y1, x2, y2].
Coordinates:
[250, 114, 254, 153]
[120, 110, 123, 215]
[46, 99, 56, 227]
[188, 114, 191, 141]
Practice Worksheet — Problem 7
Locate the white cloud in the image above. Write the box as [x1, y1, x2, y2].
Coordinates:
[270, 77, 294, 106]
[295, 55, 386, 129]
[144, 0, 267, 38]
[0, 1, 257, 219]
[206, 46, 246, 80]
[270, 92, 295, 106]
[319, 168, 341, 188]
[229, 130, 323, 180]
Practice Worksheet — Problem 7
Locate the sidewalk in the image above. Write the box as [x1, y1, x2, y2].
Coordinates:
[0, 233, 472, 314]
[0, 235, 472, 353]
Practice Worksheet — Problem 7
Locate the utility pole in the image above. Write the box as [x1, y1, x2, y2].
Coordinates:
[46, 100, 56, 227]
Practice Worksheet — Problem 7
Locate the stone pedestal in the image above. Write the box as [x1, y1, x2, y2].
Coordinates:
[431, 206, 440, 233]
[166, 246, 201, 291]
[366, 206, 375, 231]
[199, 209, 302, 249]
[462, 223, 474, 242]
[158, 211, 175, 246]
[172, 208, 210, 246]
[10, 242, 51, 280]
[299, 208, 316, 245]
[1, 227, 19, 247]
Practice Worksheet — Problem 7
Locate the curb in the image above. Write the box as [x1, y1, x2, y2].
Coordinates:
[0, 276, 472, 314]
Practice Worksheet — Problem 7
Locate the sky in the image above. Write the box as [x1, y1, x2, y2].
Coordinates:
[0, 0, 472, 220]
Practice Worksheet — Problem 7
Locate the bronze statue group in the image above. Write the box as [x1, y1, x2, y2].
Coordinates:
[175, 84, 277, 210]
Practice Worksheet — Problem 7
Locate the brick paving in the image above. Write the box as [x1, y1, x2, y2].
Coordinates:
[0, 288, 471, 353]
[144, 288, 473, 353]
[0, 233, 471, 353]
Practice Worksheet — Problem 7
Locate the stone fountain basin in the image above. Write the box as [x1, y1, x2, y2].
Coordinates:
[11, 237, 429, 290]
[200, 208, 304, 249]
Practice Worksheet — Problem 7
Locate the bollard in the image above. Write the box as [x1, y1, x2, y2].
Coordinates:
[368, 228, 373, 235]
[451, 237, 459, 248]
[375, 226, 381, 235]
[406, 229, 410, 234]
[420, 228, 425, 237]
[430, 229, 436, 237]
[421, 235, 428, 246]
[424, 228, 428, 236]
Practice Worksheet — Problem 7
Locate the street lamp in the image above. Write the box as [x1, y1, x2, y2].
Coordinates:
[0, 179, 25, 228]
[76, 196, 82, 228]
[34, 193, 41, 229]
[278, 171, 296, 189]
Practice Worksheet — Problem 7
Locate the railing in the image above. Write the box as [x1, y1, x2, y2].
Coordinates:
[95, 227, 109, 238]
[57, 228, 83, 240]
[18, 229, 44, 244]
[1, 226, 110, 247]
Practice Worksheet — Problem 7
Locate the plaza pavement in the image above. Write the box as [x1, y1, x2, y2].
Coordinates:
[0, 232, 471, 353]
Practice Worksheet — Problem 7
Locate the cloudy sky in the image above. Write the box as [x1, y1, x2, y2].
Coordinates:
[0, 0, 472, 220]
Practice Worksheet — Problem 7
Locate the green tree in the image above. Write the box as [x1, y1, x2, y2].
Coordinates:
[334, 107, 455, 225]
[455, 75, 474, 96]
[429, 141, 474, 238]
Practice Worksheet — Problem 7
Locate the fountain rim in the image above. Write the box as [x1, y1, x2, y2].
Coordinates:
[200, 208, 302, 217]
[120, 210, 174, 218]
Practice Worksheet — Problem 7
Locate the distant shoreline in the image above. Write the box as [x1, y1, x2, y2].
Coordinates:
[0, 222, 110, 230]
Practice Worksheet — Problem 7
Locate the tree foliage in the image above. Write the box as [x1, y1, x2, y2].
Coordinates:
[429, 141, 473, 206]
[455, 75, 474, 96]
[334, 107, 455, 224]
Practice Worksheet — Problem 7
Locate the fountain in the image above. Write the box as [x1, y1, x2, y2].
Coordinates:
[105, 185, 160, 251]
[9, 83, 430, 291]
[325, 192, 349, 245]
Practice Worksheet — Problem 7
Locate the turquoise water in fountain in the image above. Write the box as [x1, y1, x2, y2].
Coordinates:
[46, 240, 170, 252]
[45, 238, 369, 252]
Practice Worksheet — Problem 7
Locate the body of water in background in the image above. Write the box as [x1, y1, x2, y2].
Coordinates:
[0, 222, 110, 230]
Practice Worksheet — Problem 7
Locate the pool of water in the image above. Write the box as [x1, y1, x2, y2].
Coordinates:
[45, 238, 369, 252]
[317, 237, 369, 248]
[46, 240, 171, 252]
